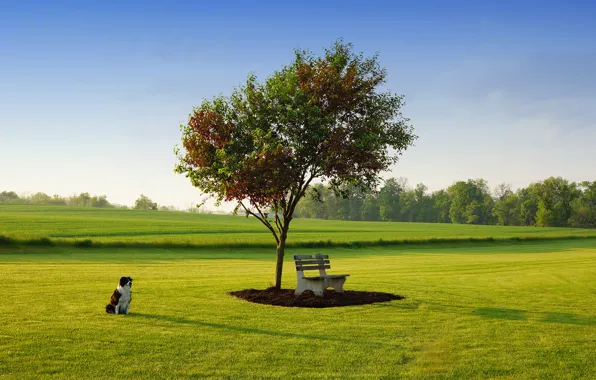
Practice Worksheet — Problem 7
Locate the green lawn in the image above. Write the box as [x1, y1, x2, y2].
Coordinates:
[2, 205, 596, 248]
[1, 239, 595, 379]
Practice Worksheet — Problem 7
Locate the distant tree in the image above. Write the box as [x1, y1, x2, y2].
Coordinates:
[29, 192, 52, 205]
[378, 178, 403, 221]
[517, 185, 539, 226]
[90, 195, 110, 208]
[49, 194, 67, 206]
[361, 192, 381, 221]
[493, 193, 521, 226]
[159, 205, 179, 212]
[134, 194, 158, 210]
[532, 177, 579, 227]
[535, 200, 553, 227]
[68, 192, 92, 207]
[412, 183, 433, 222]
[399, 188, 417, 222]
[493, 183, 513, 201]
[333, 184, 365, 221]
[185, 204, 201, 213]
[0, 191, 20, 204]
[80, 192, 91, 207]
[569, 181, 596, 228]
[293, 183, 329, 219]
[174, 39, 417, 289]
[447, 179, 493, 225]
[431, 189, 452, 223]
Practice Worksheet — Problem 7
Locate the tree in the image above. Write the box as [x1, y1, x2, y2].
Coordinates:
[0, 191, 20, 204]
[409, 183, 429, 222]
[159, 205, 179, 212]
[361, 192, 381, 221]
[293, 183, 329, 219]
[91, 195, 111, 208]
[29, 192, 52, 205]
[569, 181, 596, 228]
[134, 194, 158, 210]
[493, 193, 521, 226]
[531, 177, 579, 227]
[535, 199, 553, 227]
[49, 194, 67, 206]
[493, 183, 513, 201]
[174, 39, 417, 289]
[517, 185, 539, 226]
[447, 179, 493, 225]
[431, 189, 452, 223]
[378, 178, 403, 221]
[334, 184, 365, 221]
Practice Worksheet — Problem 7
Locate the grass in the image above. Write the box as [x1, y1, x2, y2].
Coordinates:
[2, 205, 595, 378]
[2, 204, 596, 249]
[1, 239, 596, 378]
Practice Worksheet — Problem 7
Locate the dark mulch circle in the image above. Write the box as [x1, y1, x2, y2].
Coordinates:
[229, 287, 405, 308]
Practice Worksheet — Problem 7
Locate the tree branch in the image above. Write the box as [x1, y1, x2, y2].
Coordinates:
[274, 212, 283, 236]
[272, 200, 283, 235]
[286, 173, 317, 219]
[240, 201, 279, 245]
[287, 163, 312, 214]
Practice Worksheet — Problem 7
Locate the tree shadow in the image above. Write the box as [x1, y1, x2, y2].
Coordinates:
[380, 300, 596, 327]
[541, 312, 596, 326]
[129, 313, 402, 347]
[374, 301, 421, 310]
[472, 307, 527, 320]
[471, 307, 596, 326]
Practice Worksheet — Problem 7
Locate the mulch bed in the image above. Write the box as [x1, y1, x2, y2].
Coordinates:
[229, 287, 405, 308]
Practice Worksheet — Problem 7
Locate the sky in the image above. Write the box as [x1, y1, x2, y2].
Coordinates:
[1, 0, 595, 211]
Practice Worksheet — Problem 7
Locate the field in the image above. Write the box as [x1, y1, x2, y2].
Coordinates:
[2, 205, 596, 248]
[1, 206, 596, 378]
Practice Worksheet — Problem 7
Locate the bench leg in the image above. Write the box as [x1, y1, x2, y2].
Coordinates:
[294, 280, 308, 296]
[295, 279, 326, 297]
[311, 281, 325, 297]
[327, 278, 347, 293]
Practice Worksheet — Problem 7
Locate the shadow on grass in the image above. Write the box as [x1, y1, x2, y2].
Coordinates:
[471, 307, 596, 325]
[378, 301, 596, 326]
[472, 307, 527, 320]
[541, 312, 596, 326]
[129, 312, 402, 347]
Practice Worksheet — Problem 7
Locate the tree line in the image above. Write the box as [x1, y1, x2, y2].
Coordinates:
[0, 191, 181, 212]
[292, 176, 596, 228]
[3, 176, 595, 228]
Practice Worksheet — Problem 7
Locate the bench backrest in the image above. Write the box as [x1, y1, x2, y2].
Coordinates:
[293, 254, 330, 277]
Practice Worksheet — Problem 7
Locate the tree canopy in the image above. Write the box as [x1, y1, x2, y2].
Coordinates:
[175, 39, 417, 288]
[291, 176, 596, 229]
[134, 194, 158, 210]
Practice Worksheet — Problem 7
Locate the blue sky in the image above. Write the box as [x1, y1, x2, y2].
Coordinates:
[1, 0, 595, 210]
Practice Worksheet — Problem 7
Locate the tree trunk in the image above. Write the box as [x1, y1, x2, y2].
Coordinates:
[274, 233, 287, 290]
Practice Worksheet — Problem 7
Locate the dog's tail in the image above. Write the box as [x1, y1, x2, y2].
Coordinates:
[106, 304, 116, 314]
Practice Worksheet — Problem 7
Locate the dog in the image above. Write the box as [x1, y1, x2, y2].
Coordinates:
[105, 276, 133, 315]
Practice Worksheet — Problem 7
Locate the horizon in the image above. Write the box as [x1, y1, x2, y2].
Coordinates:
[0, 172, 593, 212]
[2, 1, 595, 212]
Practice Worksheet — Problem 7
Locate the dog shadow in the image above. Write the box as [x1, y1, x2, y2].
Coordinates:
[129, 312, 401, 347]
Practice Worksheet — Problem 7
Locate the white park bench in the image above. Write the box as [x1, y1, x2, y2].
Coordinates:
[293, 254, 350, 297]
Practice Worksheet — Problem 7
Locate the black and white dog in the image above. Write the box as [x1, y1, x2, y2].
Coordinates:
[105, 276, 133, 315]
